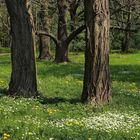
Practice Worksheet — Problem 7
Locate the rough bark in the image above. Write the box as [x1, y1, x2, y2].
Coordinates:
[38, 1, 51, 60]
[82, 0, 111, 105]
[5, 0, 38, 97]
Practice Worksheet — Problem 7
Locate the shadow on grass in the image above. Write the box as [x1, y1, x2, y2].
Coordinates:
[112, 92, 140, 111]
[38, 62, 84, 80]
[39, 94, 140, 112]
[110, 65, 140, 88]
[38, 61, 140, 88]
[0, 88, 7, 97]
[37, 63, 140, 109]
[39, 97, 81, 105]
[0, 61, 11, 65]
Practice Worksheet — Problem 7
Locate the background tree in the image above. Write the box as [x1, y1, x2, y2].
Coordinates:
[68, 0, 81, 31]
[110, 0, 140, 52]
[0, 0, 10, 48]
[38, 0, 52, 60]
[54, 0, 69, 62]
[5, 0, 38, 97]
[68, 0, 85, 52]
[37, 0, 85, 63]
[82, 0, 111, 105]
[1, 0, 140, 54]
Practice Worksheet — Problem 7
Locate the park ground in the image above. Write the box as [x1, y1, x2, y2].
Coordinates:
[0, 48, 140, 140]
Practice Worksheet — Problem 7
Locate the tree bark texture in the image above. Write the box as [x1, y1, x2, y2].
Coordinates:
[5, 0, 38, 97]
[82, 0, 111, 105]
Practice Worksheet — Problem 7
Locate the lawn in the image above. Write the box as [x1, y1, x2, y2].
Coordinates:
[0, 50, 140, 140]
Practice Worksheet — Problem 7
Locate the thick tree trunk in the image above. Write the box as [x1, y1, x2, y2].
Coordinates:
[55, 0, 69, 63]
[55, 42, 69, 63]
[5, 0, 38, 97]
[38, 2, 51, 60]
[38, 35, 51, 60]
[82, 0, 111, 105]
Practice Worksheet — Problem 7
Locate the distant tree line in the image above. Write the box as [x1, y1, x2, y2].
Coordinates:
[1, 0, 140, 52]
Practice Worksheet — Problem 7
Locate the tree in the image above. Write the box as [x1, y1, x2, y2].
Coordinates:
[37, 0, 85, 63]
[38, 0, 52, 60]
[68, 0, 84, 51]
[110, 0, 140, 52]
[5, 0, 38, 97]
[0, 0, 10, 48]
[81, 0, 111, 105]
[68, 0, 81, 31]
[54, 0, 69, 63]
[121, 5, 131, 53]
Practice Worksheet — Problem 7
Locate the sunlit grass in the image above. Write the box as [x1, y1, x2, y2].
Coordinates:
[0, 51, 140, 139]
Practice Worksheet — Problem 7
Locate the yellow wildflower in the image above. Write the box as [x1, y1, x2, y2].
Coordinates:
[3, 133, 10, 140]
[65, 123, 73, 126]
[47, 108, 58, 115]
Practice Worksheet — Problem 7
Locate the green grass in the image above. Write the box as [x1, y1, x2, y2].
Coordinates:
[0, 47, 10, 54]
[0, 51, 140, 140]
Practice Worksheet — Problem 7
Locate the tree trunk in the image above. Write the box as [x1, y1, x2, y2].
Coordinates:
[55, 42, 69, 63]
[121, 31, 130, 53]
[82, 0, 111, 105]
[121, 6, 131, 53]
[5, 0, 38, 97]
[69, 0, 81, 31]
[69, 0, 81, 51]
[37, 25, 85, 63]
[55, 0, 69, 63]
[69, 0, 77, 31]
[38, 1, 51, 60]
[38, 35, 51, 60]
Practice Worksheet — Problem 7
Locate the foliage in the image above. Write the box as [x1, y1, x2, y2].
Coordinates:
[0, 3, 10, 48]
[131, 32, 140, 50]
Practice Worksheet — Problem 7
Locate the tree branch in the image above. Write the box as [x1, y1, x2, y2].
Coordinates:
[66, 25, 86, 45]
[36, 31, 59, 47]
[110, 26, 138, 32]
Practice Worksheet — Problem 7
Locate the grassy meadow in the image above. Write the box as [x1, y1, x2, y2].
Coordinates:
[0, 49, 140, 140]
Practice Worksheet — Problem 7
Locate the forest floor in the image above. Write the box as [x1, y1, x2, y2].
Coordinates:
[0, 49, 140, 140]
